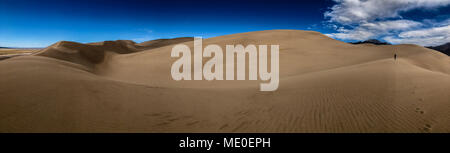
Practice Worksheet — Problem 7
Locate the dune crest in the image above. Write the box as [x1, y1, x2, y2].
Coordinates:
[36, 38, 194, 69]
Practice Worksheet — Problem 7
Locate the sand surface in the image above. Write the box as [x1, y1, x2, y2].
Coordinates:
[0, 30, 449, 132]
[0, 48, 38, 60]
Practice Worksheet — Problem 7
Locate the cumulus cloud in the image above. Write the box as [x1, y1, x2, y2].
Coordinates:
[324, 0, 450, 46]
[384, 25, 450, 46]
[327, 20, 423, 41]
[325, 0, 450, 25]
[131, 29, 154, 43]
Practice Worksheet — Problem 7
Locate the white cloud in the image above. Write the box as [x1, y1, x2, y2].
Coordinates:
[131, 29, 154, 42]
[399, 24, 450, 38]
[360, 20, 423, 31]
[383, 25, 450, 46]
[326, 20, 422, 41]
[324, 0, 450, 46]
[325, 0, 450, 25]
[327, 27, 375, 40]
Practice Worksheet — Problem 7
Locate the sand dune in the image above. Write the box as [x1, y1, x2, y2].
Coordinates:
[0, 30, 449, 132]
[37, 38, 193, 69]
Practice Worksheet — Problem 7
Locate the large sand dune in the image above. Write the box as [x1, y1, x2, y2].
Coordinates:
[0, 30, 449, 132]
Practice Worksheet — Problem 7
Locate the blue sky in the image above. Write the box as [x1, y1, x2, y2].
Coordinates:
[0, 0, 449, 47]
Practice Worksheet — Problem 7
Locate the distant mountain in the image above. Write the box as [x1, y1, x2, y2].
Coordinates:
[351, 39, 391, 45]
[427, 42, 449, 56]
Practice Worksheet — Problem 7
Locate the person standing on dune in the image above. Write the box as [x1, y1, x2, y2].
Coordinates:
[394, 53, 397, 60]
